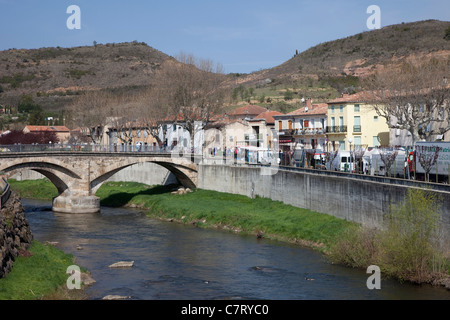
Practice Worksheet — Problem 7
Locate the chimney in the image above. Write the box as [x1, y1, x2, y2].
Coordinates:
[306, 98, 313, 111]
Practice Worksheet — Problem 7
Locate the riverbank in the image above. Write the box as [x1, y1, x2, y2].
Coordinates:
[0, 240, 88, 300]
[8, 178, 450, 290]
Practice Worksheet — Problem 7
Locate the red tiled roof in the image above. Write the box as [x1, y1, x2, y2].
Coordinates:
[287, 103, 328, 116]
[227, 105, 268, 116]
[250, 111, 284, 124]
[327, 91, 375, 104]
[24, 125, 70, 132]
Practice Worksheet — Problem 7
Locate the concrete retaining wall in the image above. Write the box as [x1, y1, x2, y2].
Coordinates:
[198, 164, 450, 242]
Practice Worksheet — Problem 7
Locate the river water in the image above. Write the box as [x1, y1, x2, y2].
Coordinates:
[22, 198, 449, 301]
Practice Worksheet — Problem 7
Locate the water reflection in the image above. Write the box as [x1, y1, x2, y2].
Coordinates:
[22, 198, 449, 300]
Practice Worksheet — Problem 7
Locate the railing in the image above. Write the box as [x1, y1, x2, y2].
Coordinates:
[326, 125, 347, 133]
[0, 144, 198, 154]
[296, 128, 325, 135]
[353, 125, 361, 133]
[0, 178, 11, 209]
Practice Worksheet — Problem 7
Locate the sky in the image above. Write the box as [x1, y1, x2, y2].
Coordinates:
[0, 0, 449, 74]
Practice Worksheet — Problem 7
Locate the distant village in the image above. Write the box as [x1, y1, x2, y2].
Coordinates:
[1, 91, 449, 178]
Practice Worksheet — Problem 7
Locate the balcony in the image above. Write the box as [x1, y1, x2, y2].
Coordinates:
[295, 128, 325, 135]
[353, 125, 361, 133]
[326, 125, 347, 133]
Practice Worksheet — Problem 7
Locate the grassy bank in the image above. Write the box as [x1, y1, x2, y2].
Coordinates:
[0, 240, 87, 300]
[97, 182, 356, 251]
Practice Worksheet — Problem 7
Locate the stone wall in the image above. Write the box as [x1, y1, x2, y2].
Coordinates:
[0, 192, 33, 278]
[198, 164, 450, 242]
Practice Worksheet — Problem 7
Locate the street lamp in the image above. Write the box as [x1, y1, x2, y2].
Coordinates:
[348, 138, 353, 152]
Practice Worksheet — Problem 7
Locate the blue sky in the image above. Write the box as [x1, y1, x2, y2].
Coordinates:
[0, 0, 449, 74]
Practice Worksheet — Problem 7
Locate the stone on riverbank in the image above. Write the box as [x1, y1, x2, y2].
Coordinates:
[102, 295, 131, 300]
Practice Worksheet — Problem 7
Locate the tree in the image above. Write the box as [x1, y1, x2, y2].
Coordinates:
[325, 149, 339, 170]
[0, 130, 58, 145]
[379, 148, 398, 177]
[444, 26, 450, 40]
[350, 146, 367, 174]
[151, 53, 227, 152]
[364, 57, 450, 146]
[68, 90, 115, 144]
[416, 144, 441, 182]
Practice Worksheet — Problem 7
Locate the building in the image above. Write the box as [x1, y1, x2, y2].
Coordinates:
[226, 105, 268, 121]
[246, 110, 284, 149]
[286, 99, 328, 151]
[273, 99, 327, 155]
[326, 92, 390, 151]
[23, 125, 71, 143]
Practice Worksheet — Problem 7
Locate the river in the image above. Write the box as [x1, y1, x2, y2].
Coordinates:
[22, 198, 449, 301]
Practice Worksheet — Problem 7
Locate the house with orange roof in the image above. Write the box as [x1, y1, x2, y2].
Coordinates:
[226, 105, 268, 121]
[23, 125, 71, 143]
[247, 110, 284, 149]
[326, 92, 390, 151]
[273, 98, 327, 153]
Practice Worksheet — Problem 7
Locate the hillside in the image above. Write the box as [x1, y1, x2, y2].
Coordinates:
[226, 20, 450, 89]
[0, 20, 449, 116]
[0, 41, 172, 111]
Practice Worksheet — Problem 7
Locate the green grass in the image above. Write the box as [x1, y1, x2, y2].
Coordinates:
[0, 241, 82, 300]
[97, 182, 356, 251]
[8, 179, 58, 200]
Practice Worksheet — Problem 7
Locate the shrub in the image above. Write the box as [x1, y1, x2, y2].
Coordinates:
[329, 188, 449, 284]
[378, 189, 447, 283]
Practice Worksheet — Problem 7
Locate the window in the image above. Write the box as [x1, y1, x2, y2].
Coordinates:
[353, 116, 361, 132]
[374, 116, 378, 122]
[339, 140, 345, 150]
[278, 121, 282, 131]
[339, 105, 343, 113]
[354, 104, 360, 112]
[331, 106, 335, 113]
[304, 120, 309, 128]
[288, 120, 293, 130]
[354, 136, 361, 147]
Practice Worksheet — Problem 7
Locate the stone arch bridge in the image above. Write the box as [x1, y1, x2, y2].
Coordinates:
[0, 152, 199, 213]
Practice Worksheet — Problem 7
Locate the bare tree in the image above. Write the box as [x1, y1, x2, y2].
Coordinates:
[379, 148, 398, 177]
[364, 57, 450, 146]
[135, 86, 169, 149]
[151, 53, 228, 151]
[351, 146, 367, 174]
[325, 149, 339, 171]
[416, 145, 441, 182]
[68, 90, 115, 144]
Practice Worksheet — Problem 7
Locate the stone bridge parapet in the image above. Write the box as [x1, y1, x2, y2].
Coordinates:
[0, 152, 199, 213]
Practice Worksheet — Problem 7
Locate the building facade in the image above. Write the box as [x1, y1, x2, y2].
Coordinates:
[326, 92, 390, 151]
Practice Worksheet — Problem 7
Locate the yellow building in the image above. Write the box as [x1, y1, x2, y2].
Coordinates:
[326, 92, 390, 151]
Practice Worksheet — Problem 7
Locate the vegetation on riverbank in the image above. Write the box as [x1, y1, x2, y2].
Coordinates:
[8, 178, 450, 288]
[8, 179, 58, 200]
[329, 188, 450, 287]
[0, 240, 87, 300]
[96, 182, 356, 251]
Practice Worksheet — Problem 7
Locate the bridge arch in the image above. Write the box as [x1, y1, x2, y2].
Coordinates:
[0, 161, 82, 196]
[90, 160, 197, 195]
